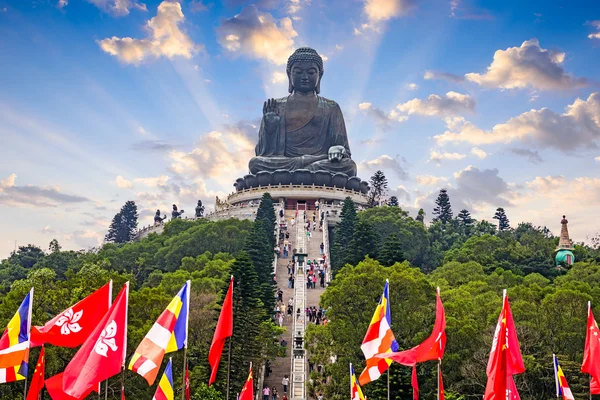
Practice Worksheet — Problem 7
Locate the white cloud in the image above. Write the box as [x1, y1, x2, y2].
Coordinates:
[509, 148, 543, 164]
[595, 156, 600, 163]
[98, 1, 199, 65]
[588, 21, 600, 40]
[134, 176, 169, 188]
[359, 102, 407, 130]
[216, 5, 297, 65]
[272, 71, 287, 83]
[434, 92, 600, 152]
[428, 149, 466, 164]
[396, 91, 475, 117]
[189, 0, 208, 12]
[407, 83, 418, 90]
[359, 155, 409, 180]
[58, 0, 68, 9]
[471, 147, 487, 159]
[363, 0, 417, 22]
[137, 126, 149, 135]
[86, 0, 147, 17]
[424, 70, 464, 83]
[41, 226, 57, 234]
[416, 175, 447, 186]
[0, 174, 90, 207]
[115, 176, 133, 189]
[465, 38, 587, 90]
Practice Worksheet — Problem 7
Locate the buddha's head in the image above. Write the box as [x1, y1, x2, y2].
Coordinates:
[286, 47, 324, 94]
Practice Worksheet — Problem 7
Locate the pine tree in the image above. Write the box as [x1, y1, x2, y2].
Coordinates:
[457, 209, 475, 236]
[367, 170, 388, 208]
[255, 193, 276, 248]
[244, 221, 275, 311]
[493, 207, 510, 231]
[331, 197, 357, 275]
[387, 196, 399, 207]
[432, 189, 453, 225]
[416, 208, 425, 224]
[349, 220, 379, 264]
[379, 233, 405, 266]
[104, 201, 138, 243]
[48, 239, 61, 253]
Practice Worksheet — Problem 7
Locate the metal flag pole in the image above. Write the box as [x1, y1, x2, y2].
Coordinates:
[181, 348, 188, 400]
[437, 359, 441, 400]
[387, 368, 390, 400]
[226, 336, 232, 400]
[121, 365, 126, 400]
[182, 280, 191, 400]
[23, 375, 27, 400]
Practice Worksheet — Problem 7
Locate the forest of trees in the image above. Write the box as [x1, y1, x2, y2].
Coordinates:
[1, 186, 600, 399]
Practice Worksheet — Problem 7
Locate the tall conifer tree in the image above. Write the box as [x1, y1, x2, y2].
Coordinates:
[493, 207, 510, 231]
[432, 189, 453, 225]
[105, 200, 138, 243]
[331, 197, 357, 275]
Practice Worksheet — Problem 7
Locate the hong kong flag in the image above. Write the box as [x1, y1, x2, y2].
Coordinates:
[47, 282, 129, 399]
[31, 282, 112, 348]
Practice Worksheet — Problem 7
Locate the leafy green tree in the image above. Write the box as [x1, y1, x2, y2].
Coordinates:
[432, 189, 453, 225]
[416, 208, 425, 224]
[367, 170, 388, 208]
[349, 220, 379, 264]
[331, 197, 358, 275]
[49, 239, 62, 253]
[8, 244, 45, 269]
[105, 200, 139, 243]
[387, 196, 399, 207]
[493, 207, 510, 231]
[379, 233, 405, 266]
[192, 383, 223, 400]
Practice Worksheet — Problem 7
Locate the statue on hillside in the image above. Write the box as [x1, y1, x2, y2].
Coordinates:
[248, 47, 357, 177]
[154, 210, 166, 225]
[195, 200, 205, 218]
[172, 204, 184, 219]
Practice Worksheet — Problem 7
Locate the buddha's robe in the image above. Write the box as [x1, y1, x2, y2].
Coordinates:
[248, 96, 357, 177]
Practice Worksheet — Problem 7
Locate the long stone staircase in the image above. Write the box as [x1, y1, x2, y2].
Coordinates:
[263, 207, 328, 400]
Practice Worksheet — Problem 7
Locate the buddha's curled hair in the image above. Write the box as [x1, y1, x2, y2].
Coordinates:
[286, 47, 324, 94]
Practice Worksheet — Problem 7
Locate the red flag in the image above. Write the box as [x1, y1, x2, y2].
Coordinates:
[57, 282, 129, 398]
[185, 361, 191, 400]
[31, 282, 112, 348]
[45, 373, 96, 400]
[239, 364, 253, 400]
[508, 376, 520, 400]
[122, 385, 125, 400]
[208, 276, 234, 385]
[411, 365, 418, 400]
[26, 346, 45, 400]
[582, 302, 600, 393]
[484, 291, 525, 400]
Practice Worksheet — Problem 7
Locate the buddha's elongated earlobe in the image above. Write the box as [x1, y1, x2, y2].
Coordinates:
[316, 79, 320, 95]
[288, 72, 294, 93]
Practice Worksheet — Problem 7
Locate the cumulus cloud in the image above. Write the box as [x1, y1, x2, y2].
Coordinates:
[359, 155, 409, 180]
[98, 1, 199, 65]
[407, 83, 418, 90]
[588, 20, 600, 40]
[464, 39, 588, 90]
[87, 0, 146, 16]
[471, 147, 487, 159]
[58, 0, 68, 9]
[396, 91, 475, 117]
[134, 175, 169, 188]
[272, 71, 287, 83]
[434, 92, 600, 152]
[595, 156, 600, 163]
[169, 121, 257, 180]
[388, 185, 411, 202]
[428, 149, 466, 164]
[416, 175, 448, 186]
[217, 5, 297, 65]
[41, 226, 57, 234]
[189, 0, 209, 12]
[65, 229, 103, 249]
[359, 102, 408, 130]
[115, 176, 133, 189]
[0, 174, 90, 207]
[509, 148, 544, 164]
[424, 70, 465, 83]
[363, 0, 417, 22]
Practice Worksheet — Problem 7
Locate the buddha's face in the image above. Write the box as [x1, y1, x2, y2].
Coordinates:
[290, 61, 320, 94]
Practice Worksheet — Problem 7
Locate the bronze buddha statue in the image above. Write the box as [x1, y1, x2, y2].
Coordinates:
[248, 47, 357, 177]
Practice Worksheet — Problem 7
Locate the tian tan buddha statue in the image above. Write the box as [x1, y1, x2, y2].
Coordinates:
[248, 47, 357, 177]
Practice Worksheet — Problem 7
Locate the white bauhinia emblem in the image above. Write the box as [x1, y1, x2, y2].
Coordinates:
[55, 308, 83, 335]
[94, 320, 118, 357]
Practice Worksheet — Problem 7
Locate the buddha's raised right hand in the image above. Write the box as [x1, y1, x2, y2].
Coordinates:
[263, 98, 280, 133]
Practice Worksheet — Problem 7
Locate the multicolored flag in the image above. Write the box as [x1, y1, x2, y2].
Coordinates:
[554, 354, 574, 400]
[153, 358, 174, 400]
[129, 280, 190, 386]
[31, 282, 112, 348]
[26, 346, 45, 400]
[239, 364, 253, 400]
[0, 288, 33, 383]
[484, 290, 525, 400]
[582, 301, 600, 394]
[56, 282, 129, 398]
[359, 280, 399, 385]
[208, 276, 234, 385]
[375, 287, 446, 399]
[350, 363, 367, 400]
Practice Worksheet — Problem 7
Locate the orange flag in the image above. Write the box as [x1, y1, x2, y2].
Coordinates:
[208, 276, 234, 385]
[26, 346, 45, 400]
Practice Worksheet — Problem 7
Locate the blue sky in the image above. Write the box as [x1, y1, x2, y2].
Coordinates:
[1, 0, 599, 257]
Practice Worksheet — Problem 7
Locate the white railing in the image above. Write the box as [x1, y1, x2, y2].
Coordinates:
[290, 216, 306, 400]
[322, 216, 332, 284]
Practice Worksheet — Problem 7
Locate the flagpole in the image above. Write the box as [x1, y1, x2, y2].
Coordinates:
[181, 348, 188, 400]
[387, 368, 390, 400]
[226, 336, 232, 400]
[121, 365, 125, 400]
[437, 359, 441, 400]
[23, 375, 27, 400]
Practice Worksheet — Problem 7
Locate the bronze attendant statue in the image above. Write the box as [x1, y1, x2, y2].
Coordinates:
[248, 47, 357, 177]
